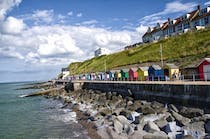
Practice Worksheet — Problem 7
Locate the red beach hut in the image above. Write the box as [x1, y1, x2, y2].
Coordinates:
[129, 68, 138, 81]
[198, 58, 210, 81]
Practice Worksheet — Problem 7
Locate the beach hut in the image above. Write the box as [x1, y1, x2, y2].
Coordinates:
[137, 67, 149, 81]
[129, 68, 138, 81]
[120, 69, 129, 81]
[198, 58, 210, 81]
[148, 65, 164, 81]
[164, 63, 179, 80]
[180, 66, 199, 81]
[109, 71, 115, 81]
[113, 70, 121, 80]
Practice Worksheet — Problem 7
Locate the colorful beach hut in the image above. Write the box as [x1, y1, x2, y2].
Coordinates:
[148, 65, 164, 81]
[113, 70, 121, 80]
[164, 63, 179, 80]
[129, 68, 138, 81]
[198, 58, 210, 81]
[108, 71, 115, 81]
[137, 67, 149, 81]
[120, 69, 129, 81]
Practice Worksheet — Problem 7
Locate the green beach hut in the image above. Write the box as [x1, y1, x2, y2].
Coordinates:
[120, 69, 129, 81]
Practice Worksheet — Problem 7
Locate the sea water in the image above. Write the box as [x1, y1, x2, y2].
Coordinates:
[0, 82, 89, 139]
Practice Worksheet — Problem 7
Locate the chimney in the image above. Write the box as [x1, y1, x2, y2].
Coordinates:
[197, 5, 201, 10]
[168, 18, 170, 23]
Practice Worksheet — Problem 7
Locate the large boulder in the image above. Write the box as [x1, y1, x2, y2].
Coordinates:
[143, 121, 160, 133]
[154, 119, 168, 129]
[183, 121, 206, 139]
[162, 122, 181, 133]
[168, 104, 179, 113]
[141, 106, 156, 115]
[143, 131, 168, 139]
[113, 119, 123, 134]
[180, 107, 204, 118]
[171, 110, 191, 126]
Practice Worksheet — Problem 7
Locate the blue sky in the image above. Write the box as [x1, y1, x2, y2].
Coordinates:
[0, 0, 210, 82]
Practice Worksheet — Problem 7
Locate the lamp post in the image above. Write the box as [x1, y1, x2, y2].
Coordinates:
[160, 44, 163, 68]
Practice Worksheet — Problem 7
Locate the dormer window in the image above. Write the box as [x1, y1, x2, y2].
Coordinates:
[200, 8, 207, 15]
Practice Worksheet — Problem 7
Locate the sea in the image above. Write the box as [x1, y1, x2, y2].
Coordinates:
[0, 82, 89, 139]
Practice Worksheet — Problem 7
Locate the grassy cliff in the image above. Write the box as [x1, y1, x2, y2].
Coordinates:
[69, 27, 210, 75]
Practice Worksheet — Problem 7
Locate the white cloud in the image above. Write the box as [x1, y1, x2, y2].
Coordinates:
[204, 1, 210, 5]
[140, 1, 197, 26]
[1, 16, 26, 34]
[0, 25, 138, 66]
[0, 0, 22, 20]
[67, 11, 73, 16]
[77, 13, 82, 17]
[32, 9, 54, 24]
[80, 20, 98, 25]
[0, 47, 24, 59]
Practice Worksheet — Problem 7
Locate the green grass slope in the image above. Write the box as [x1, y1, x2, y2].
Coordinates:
[69, 27, 210, 75]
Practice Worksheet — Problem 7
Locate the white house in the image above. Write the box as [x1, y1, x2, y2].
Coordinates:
[142, 5, 210, 43]
[61, 67, 70, 79]
[94, 47, 110, 57]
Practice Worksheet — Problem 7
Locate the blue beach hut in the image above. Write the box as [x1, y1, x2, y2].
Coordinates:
[148, 65, 164, 81]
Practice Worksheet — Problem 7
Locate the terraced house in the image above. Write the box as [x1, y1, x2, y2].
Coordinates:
[142, 5, 210, 43]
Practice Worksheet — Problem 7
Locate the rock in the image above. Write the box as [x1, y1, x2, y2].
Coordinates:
[128, 111, 140, 122]
[182, 135, 194, 139]
[162, 122, 181, 133]
[99, 108, 112, 116]
[140, 114, 163, 123]
[168, 104, 179, 113]
[171, 110, 191, 126]
[166, 114, 175, 122]
[168, 132, 182, 139]
[106, 92, 112, 100]
[116, 115, 130, 125]
[183, 121, 206, 139]
[143, 121, 160, 133]
[143, 131, 168, 139]
[119, 109, 131, 118]
[151, 101, 164, 109]
[127, 100, 133, 106]
[180, 107, 204, 118]
[205, 120, 210, 133]
[133, 117, 140, 125]
[124, 124, 134, 135]
[141, 106, 156, 115]
[129, 130, 146, 139]
[106, 126, 128, 139]
[113, 119, 123, 134]
[154, 119, 168, 129]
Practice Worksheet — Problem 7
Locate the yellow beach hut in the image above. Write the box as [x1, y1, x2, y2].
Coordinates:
[137, 67, 149, 81]
[164, 63, 179, 80]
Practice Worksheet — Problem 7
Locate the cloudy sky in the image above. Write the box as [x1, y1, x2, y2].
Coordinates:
[0, 0, 209, 82]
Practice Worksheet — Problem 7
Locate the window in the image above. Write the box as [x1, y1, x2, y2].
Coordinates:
[184, 22, 190, 29]
[204, 17, 209, 25]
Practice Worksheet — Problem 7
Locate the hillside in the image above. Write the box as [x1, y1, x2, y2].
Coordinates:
[69, 27, 210, 75]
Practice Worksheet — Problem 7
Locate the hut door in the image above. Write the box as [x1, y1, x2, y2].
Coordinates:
[204, 65, 210, 80]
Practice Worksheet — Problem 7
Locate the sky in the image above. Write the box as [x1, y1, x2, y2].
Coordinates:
[0, 0, 210, 82]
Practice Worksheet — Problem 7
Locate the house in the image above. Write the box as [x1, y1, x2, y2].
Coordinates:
[198, 58, 210, 81]
[142, 5, 210, 43]
[94, 47, 110, 57]
[148, 65, 164, 81]
[61, 67, 70, 79]
[129, 68, 138, 81]
[180, 67, 199, 81]
[120, 69, 129, 81]
[137, 67, 149, 81]
[164, 63, 179, 80]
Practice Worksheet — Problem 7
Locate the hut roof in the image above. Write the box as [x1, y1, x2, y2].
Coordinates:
[139, 67, 149, 71]
[121, 69, 129, 72]
[197, 58, 210, 66]
[165, 63, 179, 69]
[110, 70, 120, 73]
[130, 68, 138, 72]
[151, 65, 162, 70]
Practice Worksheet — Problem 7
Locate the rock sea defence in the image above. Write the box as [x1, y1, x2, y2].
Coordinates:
[44, 87, 210, 139]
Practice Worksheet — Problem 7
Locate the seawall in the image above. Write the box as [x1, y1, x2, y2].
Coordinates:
[67, 81, 210, 108]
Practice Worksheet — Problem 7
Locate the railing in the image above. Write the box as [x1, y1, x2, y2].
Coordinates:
[62, 72, 210, 82]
